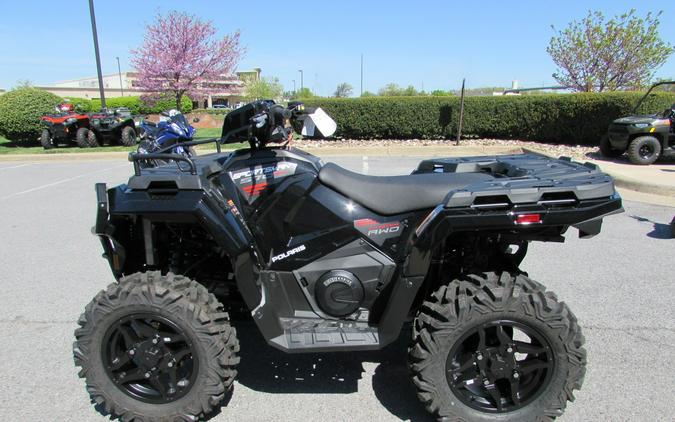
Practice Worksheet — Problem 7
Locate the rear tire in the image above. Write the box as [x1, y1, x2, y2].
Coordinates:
[73, 271, 240, 422]
[76, 127, 90, 148]
[599, 134, 624, 158]
[121, 126, 138, 146]
[627, 136, 661, 165]
[40, 129, 54, 149]
[409, 272, 586, 422]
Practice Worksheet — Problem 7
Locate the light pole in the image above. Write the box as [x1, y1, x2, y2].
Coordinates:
[88, 0, 106, 109]
[116, 56, 124, 97]
[298, 69, 303, 92]
[360, 54, 363, 96]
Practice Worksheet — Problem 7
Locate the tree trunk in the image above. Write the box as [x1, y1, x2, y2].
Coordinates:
[176, 92, 182, 112]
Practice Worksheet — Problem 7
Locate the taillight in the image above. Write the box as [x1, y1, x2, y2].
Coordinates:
[515, 213, 542, 225]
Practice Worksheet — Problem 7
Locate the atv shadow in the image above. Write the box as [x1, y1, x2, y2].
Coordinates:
[629, 215, 673, 239]
[234, 320, 434, 421]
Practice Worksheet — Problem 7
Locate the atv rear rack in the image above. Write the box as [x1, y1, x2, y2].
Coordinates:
[129, 137, 224, 175]
[128, 152, 197, 175]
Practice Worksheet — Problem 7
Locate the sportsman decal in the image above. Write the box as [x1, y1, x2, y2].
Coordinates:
[229, 162, 298, 201]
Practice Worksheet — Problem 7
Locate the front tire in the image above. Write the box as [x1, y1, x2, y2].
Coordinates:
[627, 136, 661, 165]
[40, 129, 54, 149]
[87, 129, 100, 147]
[409, 272, 586, 422]
[121, 126, 138, 146]
[73, 271, 240, 422]
[599, 134, 624, 158]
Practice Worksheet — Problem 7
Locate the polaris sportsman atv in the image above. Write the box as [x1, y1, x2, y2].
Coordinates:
[600, 81, 675, 165]
[87, 107, 138, 147]
[74, 100, 623, 422]
[40, 103, 92, 149]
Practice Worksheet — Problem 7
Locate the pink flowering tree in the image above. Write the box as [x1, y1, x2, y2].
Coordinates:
[131, 11, 244, 110]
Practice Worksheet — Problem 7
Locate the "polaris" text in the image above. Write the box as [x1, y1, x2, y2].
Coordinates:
[271, 244, 307, 263]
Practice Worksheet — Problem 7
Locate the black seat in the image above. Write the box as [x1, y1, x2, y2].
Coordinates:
[318, 162, 494, 215]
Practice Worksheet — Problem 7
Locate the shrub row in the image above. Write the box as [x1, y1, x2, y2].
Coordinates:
[305, 92, 675, 145]
[69, 95, 193, 115]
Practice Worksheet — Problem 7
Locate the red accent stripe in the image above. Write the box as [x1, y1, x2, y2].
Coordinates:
[354, 218, 379, 227]
[242, 182, 268, 194]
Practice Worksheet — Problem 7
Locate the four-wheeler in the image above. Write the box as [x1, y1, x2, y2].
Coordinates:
[40, 103, 92, 149]
[74, 100, 623, 422]
[600, 81, 675, 165]
[87, 107, 138, 147]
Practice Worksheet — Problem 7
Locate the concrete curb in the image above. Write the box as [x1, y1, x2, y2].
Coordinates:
[0, 145, 524, 161]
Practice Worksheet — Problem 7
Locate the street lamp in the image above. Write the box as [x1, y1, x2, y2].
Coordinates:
[298, 70, 303, 91]
[116, 57, 124, 97]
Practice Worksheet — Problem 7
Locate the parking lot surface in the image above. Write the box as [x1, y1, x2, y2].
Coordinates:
[0, 156, 673, 421]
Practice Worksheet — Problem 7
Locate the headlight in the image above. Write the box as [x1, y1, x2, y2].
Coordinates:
[66, 117, 77, 124]
[633, 123, 650, 128]
[170, 122, 185, 136]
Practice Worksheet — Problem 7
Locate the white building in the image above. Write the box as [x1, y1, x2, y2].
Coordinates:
[39, 68, 261, 109]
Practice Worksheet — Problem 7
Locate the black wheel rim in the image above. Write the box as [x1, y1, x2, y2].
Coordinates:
[445, 320, 554, 413]
[102, 313, 198, 404]
[639, 144, 654, 160]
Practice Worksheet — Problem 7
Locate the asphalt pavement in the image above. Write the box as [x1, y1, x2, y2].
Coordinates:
[0, 155, 673, 422]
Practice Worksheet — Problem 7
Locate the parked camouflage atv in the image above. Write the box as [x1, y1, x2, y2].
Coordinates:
[600, 81, 675, 165]
[87, 107, 139, 147]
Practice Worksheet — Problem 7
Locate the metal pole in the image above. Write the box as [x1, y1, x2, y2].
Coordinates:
[299, 70, 303, 91]
[116, 56, 124, 97]
[455, 78, 466, 146]
[360, 54, 363, 96]
[88, 0, 106, 109]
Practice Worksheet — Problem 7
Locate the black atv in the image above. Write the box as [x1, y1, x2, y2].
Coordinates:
[600, 81, 675, 165]
[87, 107, 139, 147]
[74, 100, 623, 422]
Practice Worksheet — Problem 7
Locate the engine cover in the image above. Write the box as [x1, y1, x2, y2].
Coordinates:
[314, 270, 364, 317]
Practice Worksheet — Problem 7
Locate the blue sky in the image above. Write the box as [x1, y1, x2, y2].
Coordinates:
[0, 0, 673, 95]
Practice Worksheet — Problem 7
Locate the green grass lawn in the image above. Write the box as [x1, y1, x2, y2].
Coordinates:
[0, 128, 247, 155]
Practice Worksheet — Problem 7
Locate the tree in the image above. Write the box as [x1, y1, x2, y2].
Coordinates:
[361, 91, 376, 97]
[244, 77, 283, 100]
[378, 83, 420, 96]
[131, 11, 244, 110]
[334, 82, 353, 98]
[294, 87, 315, 99]
[547, 10, 673, 92]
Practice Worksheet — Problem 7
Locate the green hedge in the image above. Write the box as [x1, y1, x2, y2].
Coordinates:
[0, 87, 62, 141]
[65, 95, 193, 114]
[305, 92, 675, 145]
